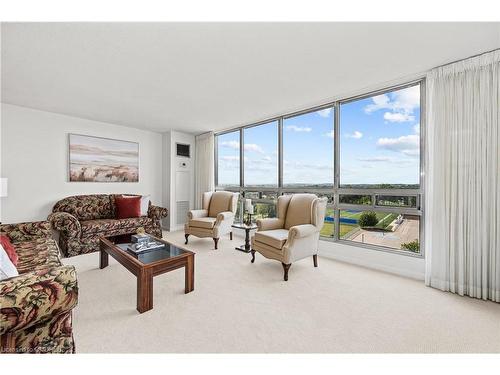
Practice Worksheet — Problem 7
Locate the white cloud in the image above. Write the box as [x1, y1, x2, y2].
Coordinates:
[220, 140, 264, 154]
[286, 125, 312, 132]
[364, 85, 420, 123]
[324, 130, 335, 138]
[413, 123, 420, 134]
[221, 156, 239, 162]
[317, 108, 332, 118]
[220, 140, 239, 149]
[377, 134, 419, 157]
[383, 112, 415, 123]
[244, 143, 264, 154]
[357, 156, 391, 162]
[346, 130, 363, 139]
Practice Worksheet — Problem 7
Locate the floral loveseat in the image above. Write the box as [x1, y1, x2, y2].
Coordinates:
[48, 194, 168, 257]
[0, 221, 78, 354]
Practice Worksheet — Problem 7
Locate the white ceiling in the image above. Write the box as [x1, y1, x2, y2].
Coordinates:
[2, 22, 499, 134]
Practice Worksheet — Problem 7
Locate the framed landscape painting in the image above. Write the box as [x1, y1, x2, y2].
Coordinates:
[69, 134, 139, 182]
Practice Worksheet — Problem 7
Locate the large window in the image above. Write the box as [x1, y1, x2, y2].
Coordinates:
[215, 81, 423, 256]
[340, 85, 420, 188]
[283, 107, 334, 188]
[244, 121, 278, 187]
[216, 130, 240, 188]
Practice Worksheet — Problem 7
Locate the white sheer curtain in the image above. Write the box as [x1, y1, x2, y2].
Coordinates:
[194, 132, 215, 209]
[425, 50, 500, 302]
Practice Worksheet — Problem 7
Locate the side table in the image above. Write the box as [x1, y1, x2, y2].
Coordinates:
[231, 223, 258, 253]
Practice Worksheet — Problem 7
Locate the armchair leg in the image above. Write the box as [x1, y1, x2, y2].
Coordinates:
[282, 263, 291, 281]
[184, 234, 189, 245]
[230, 231, 233, 240]
[313, 254, 318, 267]
[213, 238, 219, 250]
[250, 249, 255, 263]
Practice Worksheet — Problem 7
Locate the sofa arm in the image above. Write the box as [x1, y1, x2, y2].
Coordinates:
[288, 224, 318, 241]
[256, 218, 284, 231]
[48, 212, 81, 239]
[0, 265, 78, 335]
[216, 211, 234, 224]
[188, 209, 208, 220]
[0, 221, 52, 244]
[148, 205, 169, 221]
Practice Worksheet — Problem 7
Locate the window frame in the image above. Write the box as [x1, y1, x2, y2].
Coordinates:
[214, 79, 425, 259]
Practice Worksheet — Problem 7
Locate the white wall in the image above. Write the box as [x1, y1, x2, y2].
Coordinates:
[0, 103, 164, 223]
[318, 240, 425, 280]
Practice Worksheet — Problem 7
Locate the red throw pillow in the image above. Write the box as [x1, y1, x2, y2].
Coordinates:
[115, 195, 142, 219]
[0, 235, 18, 267]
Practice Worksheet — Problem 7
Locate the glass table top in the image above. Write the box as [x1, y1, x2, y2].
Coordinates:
[109, 234, 189, 264]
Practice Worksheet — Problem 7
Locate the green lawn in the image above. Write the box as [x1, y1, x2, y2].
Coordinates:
[321, 210, 396, 238]
[320, 222, 358, 238]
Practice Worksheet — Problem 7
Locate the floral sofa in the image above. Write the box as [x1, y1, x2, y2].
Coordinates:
[48, 194, 168, 257]
[0, 221, 78, 354]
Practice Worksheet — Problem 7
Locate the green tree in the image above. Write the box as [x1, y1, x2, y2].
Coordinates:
[401, 239, 420, 253]
[358, 211, 378, 227]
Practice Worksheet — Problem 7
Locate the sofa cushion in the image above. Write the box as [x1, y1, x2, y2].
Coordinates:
[0, 235, 18, 266]
[208, 191, 234, 217]
[115, 195, 141, 219]
[284, 194, 316, 230]
[53, 194, 113, 221]
[14, 238, 62, 274]
[0, 244, 19, 280]
[80, 217, 154, 236]
[254, 229, 289, 249]
[188, 217, 217, 229]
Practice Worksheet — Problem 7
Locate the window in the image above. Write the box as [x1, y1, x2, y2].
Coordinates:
[244, 121, 278, 187]
[283, 107, 334, 188]
[216, 130, 240, 188]
[338, 210, 420, 253]
[215, 81, 423, 256]
[340, 85, 420, 188]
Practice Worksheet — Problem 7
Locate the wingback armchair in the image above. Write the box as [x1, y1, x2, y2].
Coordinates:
[250, 193, 327, 281]
[184, 191, 239, 249]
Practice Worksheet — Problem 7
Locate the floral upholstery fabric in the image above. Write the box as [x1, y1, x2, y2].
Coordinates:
[48, 212, 81, 239]
[0, 221, 52, 244]
[52, 194, 113, 221]
[148, 205, 169, 221]
[80, 216, 154, 236]
[0, 221, 78, 354]
[49, 194, 168, 257]
[14, 238, 62, 274]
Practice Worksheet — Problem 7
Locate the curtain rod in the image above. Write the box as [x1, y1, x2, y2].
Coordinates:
[432, 47, 500, 70]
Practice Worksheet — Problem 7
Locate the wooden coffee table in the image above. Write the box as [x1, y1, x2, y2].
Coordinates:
[99, 233, 195, 313]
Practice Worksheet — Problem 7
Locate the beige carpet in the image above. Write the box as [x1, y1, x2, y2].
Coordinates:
[64, 230, 500, 353]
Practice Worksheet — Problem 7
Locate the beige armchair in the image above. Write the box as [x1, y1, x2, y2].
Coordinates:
[184, 191, 239, 249]
[250, 193, 327, 281]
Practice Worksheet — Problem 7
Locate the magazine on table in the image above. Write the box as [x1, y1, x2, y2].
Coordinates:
[126, 240, 166, 254]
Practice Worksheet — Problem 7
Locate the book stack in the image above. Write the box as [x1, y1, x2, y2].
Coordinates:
[131, 234, 150, 244]
[127, 237, 165, 254]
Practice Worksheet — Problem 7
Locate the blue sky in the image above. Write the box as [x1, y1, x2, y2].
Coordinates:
[217, 84, 420, 186]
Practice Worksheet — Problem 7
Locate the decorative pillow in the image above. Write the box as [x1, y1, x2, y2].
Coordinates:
[0, 244, 19, 281]
[0, 234, 18, 266]
[122, 195, 150, 216]
[115, 196, 142, 219]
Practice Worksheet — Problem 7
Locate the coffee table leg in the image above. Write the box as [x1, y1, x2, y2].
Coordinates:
[99, 246, 109, 269]
[185, 254, 194, 293]
[137, 269, 153, 313]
